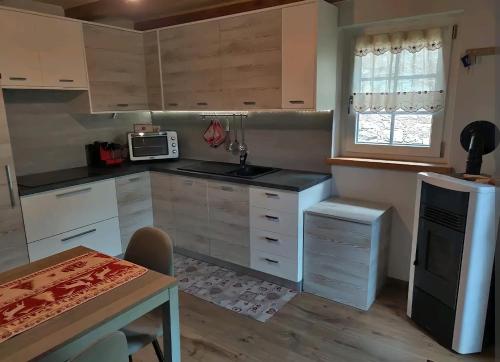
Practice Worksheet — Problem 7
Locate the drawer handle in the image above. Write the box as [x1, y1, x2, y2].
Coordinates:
[59, 79, 75, 83]
[264, 236, 279, 243]
[264, 215, 279, 222]
[167, 103, 178, 107]
[183, 180, 193, 186]
[243, 101, 256, 105]
[56, 187, 92, 198]
[128, 177, 141, 182]
[289, 100, 305, 104]
[220, 186, 234, 192]
[9, 77, 27, 81]
[116, 103, 129, 107]
[264, 192, 279, 199]
[196, 102, 208, 106]
[264, 258, 279, 264]
[61, 228, 97, 242]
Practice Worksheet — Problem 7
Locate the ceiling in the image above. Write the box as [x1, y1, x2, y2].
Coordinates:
[38, 0, 338, 30]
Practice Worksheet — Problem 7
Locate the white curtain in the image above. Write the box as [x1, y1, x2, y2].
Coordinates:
[352, 28, 446, 113]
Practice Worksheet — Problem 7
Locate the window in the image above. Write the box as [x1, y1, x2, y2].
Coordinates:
[344, 26, 452, 158]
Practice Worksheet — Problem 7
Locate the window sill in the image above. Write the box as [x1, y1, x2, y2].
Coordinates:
[326, 157, 453, 174]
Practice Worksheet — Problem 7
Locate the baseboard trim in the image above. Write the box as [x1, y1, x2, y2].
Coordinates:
[174, 247, 302, 291]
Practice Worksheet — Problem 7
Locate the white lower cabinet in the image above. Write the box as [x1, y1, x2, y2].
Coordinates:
[21, 178, 122, 261]
[249, 182, 331, 283]
[28, 218, 121, 262]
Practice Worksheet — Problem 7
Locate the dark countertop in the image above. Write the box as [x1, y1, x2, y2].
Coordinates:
[17, 159, 331, 196]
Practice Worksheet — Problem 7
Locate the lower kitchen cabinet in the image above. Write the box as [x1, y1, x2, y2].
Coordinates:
[207, 181, 250, 267]
[151, 172, 175, 238]
[303, 198, 391, 310]
[20, 179, 122, 261]
[115, 172, 153, 251]
[28, 218, 121, 262]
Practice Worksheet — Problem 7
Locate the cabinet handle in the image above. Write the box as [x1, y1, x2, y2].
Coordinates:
[182, 180, 193, 186]
[59, 79, 75, 83]
[264, 192, 279, 198]
[56, 187, 92, 198]
[264, 236, 279, 243]
[289, 100, 305, 104]
[220, 186, 234, 192]
[196, 102, 208, 106]
[243, 101, 256, 106]
[61, 228, 97, 242]
[9, 77, 27, 81]
[128, 177, 141, 182]
[4, 165, 15, 208]
[264, 258, 279, 264]
[264, 215, 279, 222]
[167, 103, 178, 107]
[116, 103, 129, 107]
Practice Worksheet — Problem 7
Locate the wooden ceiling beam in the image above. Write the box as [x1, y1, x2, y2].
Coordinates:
[135, 0, 313, 30]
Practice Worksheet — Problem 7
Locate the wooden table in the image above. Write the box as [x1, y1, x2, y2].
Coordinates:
[0, 246, 180, 362]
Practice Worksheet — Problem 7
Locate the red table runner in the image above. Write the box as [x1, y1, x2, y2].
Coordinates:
[0, 252, 147, 343]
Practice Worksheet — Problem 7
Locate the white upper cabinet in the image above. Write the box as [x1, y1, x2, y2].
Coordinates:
[282, 1, 338, 110]
[0, 8, 87, 89]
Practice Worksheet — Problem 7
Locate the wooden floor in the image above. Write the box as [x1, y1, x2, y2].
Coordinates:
[134, 282, 495, 362]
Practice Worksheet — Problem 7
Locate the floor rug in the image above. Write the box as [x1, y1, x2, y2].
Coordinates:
[174, 254, 297, 322]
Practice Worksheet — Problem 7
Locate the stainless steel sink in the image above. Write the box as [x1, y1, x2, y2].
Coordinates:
[177, 161, 279, 179]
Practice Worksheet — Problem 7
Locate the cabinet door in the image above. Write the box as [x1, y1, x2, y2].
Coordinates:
[170, 175, 209, 254]
[0, 89, 28, 272]
[282, 3, 317, 109]
[207, 181, 250, 267]
[159, 22, 222, 110]
[116, 172, 153, 251]
[38, 17, 88, 88]
[83, 24, 148, 112]
[0, 9, 42, 87]
[219, 10, 282, 110]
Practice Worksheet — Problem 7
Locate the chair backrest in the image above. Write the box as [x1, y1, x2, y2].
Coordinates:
[70, 331, 128, 362]
[124, 227, 174, 276]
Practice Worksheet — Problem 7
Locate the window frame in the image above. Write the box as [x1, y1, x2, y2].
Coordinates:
[341, 23, 455, 160]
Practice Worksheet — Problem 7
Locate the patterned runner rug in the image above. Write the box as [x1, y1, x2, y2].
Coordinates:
[174, 254, 297, 322]
[0, 252, 147, 343]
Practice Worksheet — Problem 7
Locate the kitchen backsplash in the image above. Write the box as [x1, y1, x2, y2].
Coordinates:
[5, 89, 332, 176]
[152, 111, 333, 173]
[4, 90, 151, 176]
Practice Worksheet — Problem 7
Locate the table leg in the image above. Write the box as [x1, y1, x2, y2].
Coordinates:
[162, 285, 180, 362]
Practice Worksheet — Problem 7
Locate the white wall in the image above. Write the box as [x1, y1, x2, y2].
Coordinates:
[333, 0, 498, 281]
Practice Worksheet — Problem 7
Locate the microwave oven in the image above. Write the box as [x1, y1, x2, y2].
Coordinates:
[128, 131, 179, 161]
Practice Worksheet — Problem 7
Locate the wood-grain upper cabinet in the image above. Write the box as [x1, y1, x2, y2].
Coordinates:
[159, 22, 223, 110]
[0, 89, 28, 272]
[83, 24, 148, 112]
[219, 10, 282, 110]
[282, 1, 337, 110]
[0, 8, 87, 89]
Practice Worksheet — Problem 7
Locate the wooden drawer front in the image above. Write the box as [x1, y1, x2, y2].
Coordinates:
[250, 187, 298, 214]
[303, 271, 369, 310]
[305, 215, 372, 249]
[250, 228, 297, 260]
[208, 181, 249, 227]
[21, 180, 118, 243]
[27, 218, 122, 262]
[116, 172, 151, 205]
[174, 229, 210, 255]
[210, 238, 250, 267]
[250, 207, 298, 237]
[251, 249, 298, 281]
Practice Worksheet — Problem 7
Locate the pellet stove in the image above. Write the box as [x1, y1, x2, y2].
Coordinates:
[407, 172, 496, 354]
